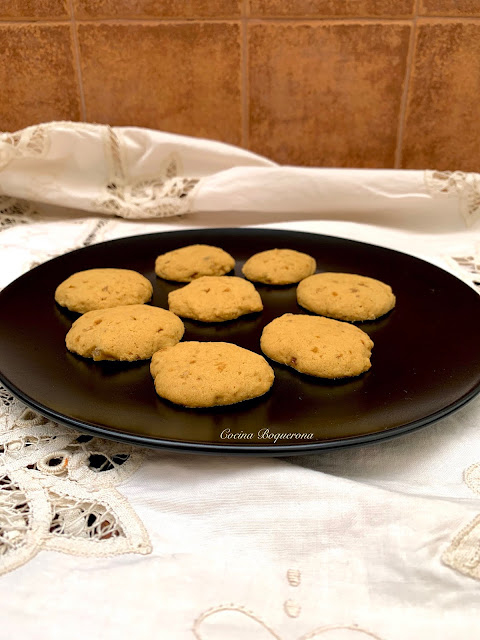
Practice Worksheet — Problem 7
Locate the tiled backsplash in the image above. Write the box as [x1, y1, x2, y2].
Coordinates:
[1, 1, 479, 170]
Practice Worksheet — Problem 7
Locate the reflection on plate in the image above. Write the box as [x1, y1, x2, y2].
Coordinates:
[0, 228, 479, 455]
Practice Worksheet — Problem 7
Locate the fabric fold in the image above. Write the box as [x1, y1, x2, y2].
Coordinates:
[1, 121, 479, 232]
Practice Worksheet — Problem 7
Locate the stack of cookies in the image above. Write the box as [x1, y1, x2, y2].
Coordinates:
[55, 243, 395, 409]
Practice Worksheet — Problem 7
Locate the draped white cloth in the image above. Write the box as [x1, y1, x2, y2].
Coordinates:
[1, 122, 480, 640]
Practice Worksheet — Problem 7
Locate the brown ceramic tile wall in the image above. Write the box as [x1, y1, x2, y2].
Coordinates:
[1, 0, 479, 170]
[78, 22, 242, 144]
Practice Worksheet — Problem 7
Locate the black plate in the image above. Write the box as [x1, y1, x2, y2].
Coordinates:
[0, 228, 479, 455]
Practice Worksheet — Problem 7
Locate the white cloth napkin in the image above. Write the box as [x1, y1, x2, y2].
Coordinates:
[1, 121, 479, 231]
[1, 122, 480, 640]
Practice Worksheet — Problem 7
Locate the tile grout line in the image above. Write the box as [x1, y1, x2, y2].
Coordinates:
[241, 1, 249, 148]
[243, 15, 480, 23]
[0, 18, 243, 26]
[67, 0, 87, 121]
[394, 1, 419, 168]
[247, 16, 414, 23]
[1, 16, 480, 25]
[0, 18, 70, 24]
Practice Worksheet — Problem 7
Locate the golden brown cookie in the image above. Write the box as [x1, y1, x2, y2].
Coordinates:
[296, 272, 395, 321]
[155, 244, 235, 282]
[260, 313, 373, 378]
[242, 248, 316, 285]
[168, 276, 263, 322]
[150, 341, 274, 407]
[66, 304, 184, 361]
[55, 268, 152, 314]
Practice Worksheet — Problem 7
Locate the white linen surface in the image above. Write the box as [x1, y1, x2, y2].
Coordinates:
[1, 123, 480, 640]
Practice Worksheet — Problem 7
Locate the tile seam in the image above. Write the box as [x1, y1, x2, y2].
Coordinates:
[241, 0, 249, 148]
[67, 0, 87, 120]
[2, 16, 480, 25]
[394, 1, 419, 167]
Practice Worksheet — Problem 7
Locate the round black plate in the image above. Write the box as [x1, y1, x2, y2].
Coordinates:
[0, 228, 479, 455]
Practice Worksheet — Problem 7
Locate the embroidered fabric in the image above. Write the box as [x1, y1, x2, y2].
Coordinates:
[0, 387, 151, 576]
[0, 122, 203, 221]
[442, 462, 480, 581]
[444, 249, 480, 290]
[0, 126, 49, 172]
[1, 122, 479, 233]
[3, 122, 480, 639]
[425, 170, 480, 228]
[95, 127, 199, 219]
[193, 604, 386, 639]
[0, 196, 37, 231]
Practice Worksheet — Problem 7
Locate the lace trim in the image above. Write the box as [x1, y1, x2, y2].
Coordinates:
[444, 249, 480, 291]
[23, 219, 115, 272]
[81, 218, 114, 247]
[0, 210, 115, 279]
[442, 515, 480, 582]
[0, 387, 151, 576]
[425, 170, 480, 228]
[0, 196, 38, 231]
[464, 463, 480, 496]
[0, 125, 49, 172]
[95, 127, 199, 219]
[442, 462, 480, 580]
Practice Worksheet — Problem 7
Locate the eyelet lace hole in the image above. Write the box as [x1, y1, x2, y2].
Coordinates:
[36, 451, 69, 475]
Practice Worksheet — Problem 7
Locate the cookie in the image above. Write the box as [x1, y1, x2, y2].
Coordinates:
[150, 341, 274, 407]
[168, 276, 263, 322]
[260, 313, 373, 378]
[297, 272, 395, 321]
[242, 248, 316, 285]
[66, 304, 184, 361]
[155, 244, 235, 282]
[55, 268, 152, 314]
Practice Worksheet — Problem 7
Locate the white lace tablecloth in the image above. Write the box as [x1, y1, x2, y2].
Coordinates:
[1, 123, 480, 639]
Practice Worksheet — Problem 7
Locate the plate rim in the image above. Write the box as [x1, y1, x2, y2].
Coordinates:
[1, 226, 480, 456]
[0, 372, 478, 455]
